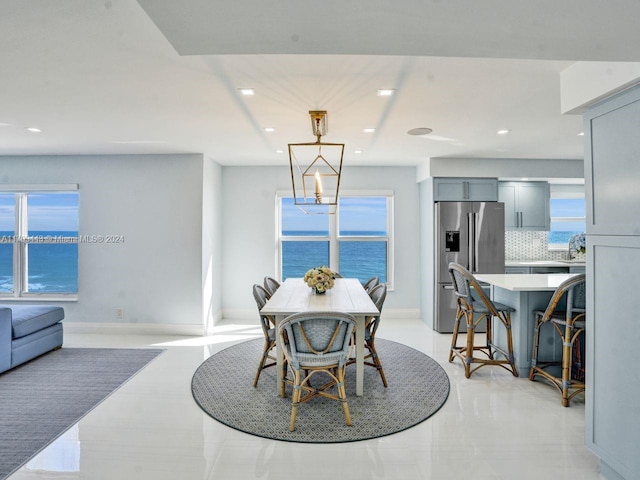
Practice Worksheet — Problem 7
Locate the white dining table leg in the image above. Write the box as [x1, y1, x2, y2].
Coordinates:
[355, 315, 365, 396]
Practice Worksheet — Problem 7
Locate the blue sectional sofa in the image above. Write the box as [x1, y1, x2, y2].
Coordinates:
[0, 305, 65, 374]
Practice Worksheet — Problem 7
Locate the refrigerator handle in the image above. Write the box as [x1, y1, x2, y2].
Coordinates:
[467, 212, 475, 272]
[473, 212, 479, 272]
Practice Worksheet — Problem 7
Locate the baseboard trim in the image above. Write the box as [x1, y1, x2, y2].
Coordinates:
[64, 322, 205, 336]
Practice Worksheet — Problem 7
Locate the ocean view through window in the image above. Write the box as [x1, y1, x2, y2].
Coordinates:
[548, 197, 586, 249]
[0, 190, 79, 296]
[279, 194, 392, 286]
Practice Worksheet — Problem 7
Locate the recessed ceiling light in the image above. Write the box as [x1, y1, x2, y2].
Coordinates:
[25, 127, 42, 133]
[497, 129, 510, 135]
[275, 149, 284, 154]
[264, 127, 275, 132]
[354, 150, 363, 154]
[577, 132, 585, 136]
[363, 128, 376, 133]
[377, 89, 395, 97]
[238, 88, 255, 96]
[407, 127, 433, 136]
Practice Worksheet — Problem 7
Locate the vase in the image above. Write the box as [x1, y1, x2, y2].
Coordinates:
[313, 288, 326, 295]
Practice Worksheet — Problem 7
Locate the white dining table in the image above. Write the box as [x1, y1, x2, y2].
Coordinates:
[260, 277, 379, 397]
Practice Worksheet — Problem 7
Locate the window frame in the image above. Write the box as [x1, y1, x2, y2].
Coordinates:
[548, 184, 586, 251]
[276, 190, 394, 290]
[0, 184, 79, 301]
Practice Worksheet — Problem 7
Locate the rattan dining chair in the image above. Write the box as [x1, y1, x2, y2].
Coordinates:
[448, 263, 518, 378]
[252, 284, 278, 387]
[263, 276, 280, 297]
[362, 276, 379, 293]
[278, 311, 356, 432]
[529, 273, 586, 406]
[348, 283, 388, 386]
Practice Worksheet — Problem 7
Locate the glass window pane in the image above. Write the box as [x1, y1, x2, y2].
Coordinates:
[549, 221, 586, 245]
[281, 197, 329, 236]
[338, 241, 387, 284]
[27, 192, 79, 234]
[26, 243, 78, 293]
[0, 194, 15, 292]
[339, 197, 387, 236]
[0, 243, 13, 292]
[550, 198, 586, 218]
[282, 241, 329, 280]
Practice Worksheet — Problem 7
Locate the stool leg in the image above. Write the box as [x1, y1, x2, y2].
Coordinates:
[561, 323, 574, 407]
[503, 312, 518, 377]
[464, 310, 474, 378]
[449, 306, 463, 362]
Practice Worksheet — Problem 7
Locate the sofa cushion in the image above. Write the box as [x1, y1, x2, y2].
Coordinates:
[10, 306, 65, 339]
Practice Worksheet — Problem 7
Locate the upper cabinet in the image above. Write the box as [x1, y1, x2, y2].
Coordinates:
[499, 181, 550, 230]
[433, 178, 498, 202]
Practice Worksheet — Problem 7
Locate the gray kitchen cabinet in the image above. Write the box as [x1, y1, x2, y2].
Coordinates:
[505, 266, 529, 274]
[433, 177, 498, 201]
[499, 181, 550, 230]
[584, 84, 640, 480]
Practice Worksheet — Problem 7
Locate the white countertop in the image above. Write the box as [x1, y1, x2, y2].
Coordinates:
[506, 260, 586, 267]
[475, 273, 579, 291]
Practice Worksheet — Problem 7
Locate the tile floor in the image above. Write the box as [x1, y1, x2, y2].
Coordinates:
[8, 318, 604, 480]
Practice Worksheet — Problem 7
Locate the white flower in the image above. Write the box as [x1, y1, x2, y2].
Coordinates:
[303, 266, 336, 291]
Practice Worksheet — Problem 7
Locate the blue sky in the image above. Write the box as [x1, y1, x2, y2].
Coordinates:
[282, 196, 387, 233]
[0, 193, 79, 231]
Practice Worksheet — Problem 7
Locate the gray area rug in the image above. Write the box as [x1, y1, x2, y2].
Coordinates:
[192, 338, 450, 442]
[0, 347, 164, 480]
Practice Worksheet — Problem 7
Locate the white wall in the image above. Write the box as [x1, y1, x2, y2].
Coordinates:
[221, 166, 421, 318]
[0, 154, 207, 333]
[202, 157, 223, 333]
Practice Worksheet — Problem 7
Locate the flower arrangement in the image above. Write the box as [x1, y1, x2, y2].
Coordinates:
[303, 266, 336, 294]
[568, 232, 586, 256]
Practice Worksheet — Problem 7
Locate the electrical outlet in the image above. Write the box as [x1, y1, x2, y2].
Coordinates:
[115, 308, 124, 319]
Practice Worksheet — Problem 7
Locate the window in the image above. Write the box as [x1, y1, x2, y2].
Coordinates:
[0, 188, 79, 297]
[548, 186, 586, 250]
[278, 193, 393, 287]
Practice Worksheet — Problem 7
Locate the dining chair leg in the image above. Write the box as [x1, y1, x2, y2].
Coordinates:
[289, 369, 302, 431]
[368, 341, 388, 387]
[337, 366, 352, 426]
[503, 312, 518, 377]
[253, 340, 272, 387]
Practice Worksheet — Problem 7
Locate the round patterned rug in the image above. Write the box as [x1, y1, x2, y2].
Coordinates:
[191, 338, 450, 443]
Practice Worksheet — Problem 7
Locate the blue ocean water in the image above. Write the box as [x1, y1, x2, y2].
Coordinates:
[282, 230, 387, 283]
[0, 231, 78, 293]
[548, 231, 582, 245]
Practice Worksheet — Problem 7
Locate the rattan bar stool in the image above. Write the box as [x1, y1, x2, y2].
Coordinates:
[448, 263, 518, 378]
[279, 311, 356, 431]
[529, 273, 586, 406]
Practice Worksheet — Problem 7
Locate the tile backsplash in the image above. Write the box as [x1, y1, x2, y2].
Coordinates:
[505, 231, 570, 261]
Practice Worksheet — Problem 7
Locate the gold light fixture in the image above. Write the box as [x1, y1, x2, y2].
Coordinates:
[288, 111, 344, 214]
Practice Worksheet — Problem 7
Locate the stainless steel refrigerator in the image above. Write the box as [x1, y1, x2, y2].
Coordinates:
[434, 201, 505, 333]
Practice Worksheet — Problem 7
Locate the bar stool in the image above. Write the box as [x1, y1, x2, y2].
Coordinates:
[529, 274, 586, 406]
[448, 263, 518, 378]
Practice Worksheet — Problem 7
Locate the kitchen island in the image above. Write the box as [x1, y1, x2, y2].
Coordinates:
[474, 273, 579, 376]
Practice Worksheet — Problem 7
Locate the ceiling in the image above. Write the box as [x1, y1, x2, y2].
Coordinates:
[2, 0, 640, 167]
